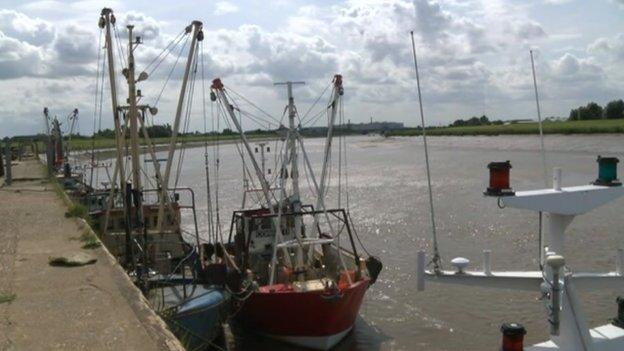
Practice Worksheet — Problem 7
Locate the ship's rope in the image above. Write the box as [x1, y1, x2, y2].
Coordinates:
[224, 85, 281, 126]
[299, 81, 331, 125]
[152, 34, 190, 108]
[111, 22, 127, 71]
[143, 28, 186, 76]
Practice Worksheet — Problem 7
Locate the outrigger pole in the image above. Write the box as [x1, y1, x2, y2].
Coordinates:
[210, 79, 297, 273]
[156, 21, 203, 232]
[410, 31, 441, 272]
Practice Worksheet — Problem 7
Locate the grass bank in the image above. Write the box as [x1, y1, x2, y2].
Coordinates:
[38, 132, 277, 152]
[385, 119, 624, 137]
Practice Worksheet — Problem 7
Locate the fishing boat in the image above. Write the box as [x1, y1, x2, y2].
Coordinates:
[209, 75, 382, 350]
[41, 107, 87, 189]
[82, 8, 230, 349]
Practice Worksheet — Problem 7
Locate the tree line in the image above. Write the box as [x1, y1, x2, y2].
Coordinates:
[449, 115, 504, 127]
[569, 100, 624, 121]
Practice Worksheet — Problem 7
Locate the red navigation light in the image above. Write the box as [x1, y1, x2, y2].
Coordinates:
[501, 323, 526, 351]
[485, 161, 515, 196]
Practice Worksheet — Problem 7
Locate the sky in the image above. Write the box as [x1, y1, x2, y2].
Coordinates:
[0, 0, 623, 137]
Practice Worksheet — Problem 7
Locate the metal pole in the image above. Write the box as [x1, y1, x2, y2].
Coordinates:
[410, 31, 440, 271]
[127, 26, 142, 195]
[530, 50, 548, 187]
[102, 8, 126, 196]
[157, 20, 202, 232]
[277, 81, 306, 277]
[4, 138, 12, 185]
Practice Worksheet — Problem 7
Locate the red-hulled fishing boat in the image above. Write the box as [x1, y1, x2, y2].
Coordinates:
[209, 75, 382, 349]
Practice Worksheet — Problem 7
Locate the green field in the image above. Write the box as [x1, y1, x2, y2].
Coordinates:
[385, 119, 624, 137]
[33, 133, 278, 153]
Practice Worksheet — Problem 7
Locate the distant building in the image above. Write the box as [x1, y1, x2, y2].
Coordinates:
[299, 120, 405, 136]
[348, 121, 404, 132]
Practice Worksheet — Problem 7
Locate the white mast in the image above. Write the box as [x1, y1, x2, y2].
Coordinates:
[530, 49, 548, 187]
[274, 81, 306, 277]
[211, 79, 273, 206]
[127, 25, 141, 195]
[315, 75, 342, 213]
[100, 8, 127, 236]
[101, 8, 125, 195]
[157, 20, 203, 231]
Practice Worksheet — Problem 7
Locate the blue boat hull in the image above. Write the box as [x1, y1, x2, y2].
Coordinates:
[161, 286, 229, 350]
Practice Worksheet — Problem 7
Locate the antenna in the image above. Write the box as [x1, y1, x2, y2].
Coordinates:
[410, 31, 441, 271]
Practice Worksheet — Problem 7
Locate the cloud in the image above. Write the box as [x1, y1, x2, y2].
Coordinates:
[53, 25, 96, 64]
[0, 10, 54, 46]
[0, 0, 621, 137]
[511, 21, 547, 40]
[588, 33, 624, 61]
[121, 11, 162, 41]
[214, 1, 239, 16]
[0, 31, 45, 79]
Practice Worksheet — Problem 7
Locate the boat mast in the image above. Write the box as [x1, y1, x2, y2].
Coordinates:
[101, 9, 125, 189]
[315, 75, 342, 211]
[100, 8, 126, 203]
[157, 20, 203, 232]
[211, 79, 273, 207]
[274, 81, 305, 278]
[126, 26, 142, 199]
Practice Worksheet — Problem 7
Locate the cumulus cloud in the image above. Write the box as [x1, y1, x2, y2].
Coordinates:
[121, 12, 162, 41]
[214, 1, 239, 15]
[510, 21, 547, 40]
[0, 32, 45, 79]
[0, 10, 54, 46]
[588, 33, 624, 61]
[53, 25, 96, 64]
[0, 1, 621, 137]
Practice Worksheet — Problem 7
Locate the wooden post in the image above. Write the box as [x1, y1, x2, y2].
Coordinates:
[4, 138, 11, 185]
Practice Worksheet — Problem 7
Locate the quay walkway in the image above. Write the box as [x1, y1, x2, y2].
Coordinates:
[0, 159, 183, 350]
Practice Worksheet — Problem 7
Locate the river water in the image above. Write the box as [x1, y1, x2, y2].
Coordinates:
[98, 134, 624, 350]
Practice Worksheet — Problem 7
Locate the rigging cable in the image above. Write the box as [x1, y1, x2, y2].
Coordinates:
[410, 31, 441, 272]
[144, 29, 187, 76]
[153, 35, 191, 107]
[299, 81, 331, 125]
[90, 29, 104, 188]
[200, 42, 215, 245]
